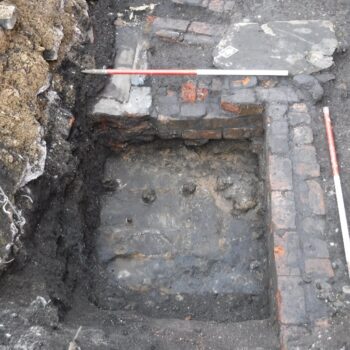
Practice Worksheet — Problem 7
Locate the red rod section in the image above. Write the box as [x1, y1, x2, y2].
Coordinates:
[324, 107, 339, 177]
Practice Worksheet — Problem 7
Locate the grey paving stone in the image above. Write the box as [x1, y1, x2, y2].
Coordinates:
[115, 47, 135, 67]
[213, 21, 338, 75]
[269, 120, 289, 136]
[268, 134, 290, 155]
[302, 236, 330, 259]
[0, 4, 17, 30]
[223, 89, 256, 104]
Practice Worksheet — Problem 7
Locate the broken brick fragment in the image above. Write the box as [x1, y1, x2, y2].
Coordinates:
[181, 81, 197, 103]
[196, 87, 209, 101]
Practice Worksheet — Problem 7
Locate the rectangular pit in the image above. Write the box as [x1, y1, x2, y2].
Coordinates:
[96, 139, 269, 322]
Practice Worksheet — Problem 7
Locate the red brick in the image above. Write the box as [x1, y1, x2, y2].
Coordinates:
[182, 129, 222, 140]
[181, 81, 197, 103]
[223, 127, 263, 139]
[305, 258, 334, 278]
[221, 102, 264, 116]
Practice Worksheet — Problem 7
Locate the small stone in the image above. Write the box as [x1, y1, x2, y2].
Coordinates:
[250, 260, 260, 270]
[216, 176, 234, 191]
[302, 273, 313, 284]
[155, 29, 182, 42]
[342, 285, 350, 295]
[43, 27, 64, 61]
[182, 182, 197, 196]
[102, 179, 119, 191]
[183, 33, 215, 46]
[0, 4, 17, 30]
[142, 189, 157, 204]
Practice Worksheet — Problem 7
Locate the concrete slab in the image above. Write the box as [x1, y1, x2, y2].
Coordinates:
[213, 20, 338, 75]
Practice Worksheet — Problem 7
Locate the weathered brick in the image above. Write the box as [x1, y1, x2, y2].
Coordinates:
[274, 232, 301, 276]
[182, 129, 222, 139]
[181, 81, 197, 103]
[188, 22, 223, 36]
[288, 111, 312, 126]
[302, 236, 330, 259]
[305, 258, 334, 278]
[293, 145, 320, 178]
[306, 180, 326, 215]
[271, 191, 296, 230]
[152, 17, 190, 32]
[301, 217, 326, 237]
[276, 276, 307, 324]
[269, 120, 289, 136]
[208, 0, 224, 12]
[155, 29, 183, 42]
[268, 134, 290, 155]
[293, 125, 313, 145]
[183, 33, 215, 46]
[280, 325, 310, 350]
[223, 127, 263, 139]
[304, 283, 329, 322]
[180, 102, 207, 117]
[221, 90, 264, 116]
[268, 155, 293, 191]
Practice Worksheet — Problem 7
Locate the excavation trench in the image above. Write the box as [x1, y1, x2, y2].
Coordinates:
[95, 139, 269, 322]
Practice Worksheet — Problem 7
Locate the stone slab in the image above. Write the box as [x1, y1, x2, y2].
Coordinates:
[213, 21, 338, 75]
[93, 87, 152, 117]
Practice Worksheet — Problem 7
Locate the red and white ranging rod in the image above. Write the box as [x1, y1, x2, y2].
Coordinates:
[82, 68, 289, 76]
[324, 107, 350, 279]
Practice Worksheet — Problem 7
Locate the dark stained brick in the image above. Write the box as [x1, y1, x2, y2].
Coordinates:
[305, 258, 334, 278]
[182, 129, 222, 139]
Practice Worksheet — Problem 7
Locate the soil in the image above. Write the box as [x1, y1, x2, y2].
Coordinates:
[0, 0, 350, 349]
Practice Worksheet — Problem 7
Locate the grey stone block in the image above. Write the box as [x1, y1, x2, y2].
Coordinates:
[93, 87, 152, 117]
[293, 74, 324, 102]
[180, 103, 207, 118]
[157, 96, 180, 116]
[214, 20, 338, 75]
